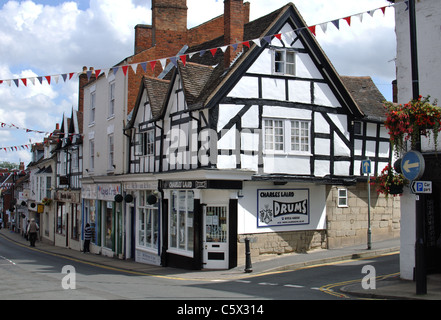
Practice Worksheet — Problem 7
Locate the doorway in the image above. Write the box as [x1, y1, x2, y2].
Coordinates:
[203, 205, 228, 269]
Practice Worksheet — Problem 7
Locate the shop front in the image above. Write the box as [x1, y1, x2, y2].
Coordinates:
[82, 183, 123, 258]
[123, 180, 161, 266]
[160, 179, 242, 270]
[54, 190, 81, 250]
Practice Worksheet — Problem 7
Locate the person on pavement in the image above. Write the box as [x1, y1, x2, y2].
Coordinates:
[27, 218, 39, 247]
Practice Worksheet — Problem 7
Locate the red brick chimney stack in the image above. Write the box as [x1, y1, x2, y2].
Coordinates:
[224, 0, 249, 68]
[152, 0, 188, 56]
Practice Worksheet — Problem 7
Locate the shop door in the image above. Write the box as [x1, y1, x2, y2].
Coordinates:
[203, 205, 228, 269]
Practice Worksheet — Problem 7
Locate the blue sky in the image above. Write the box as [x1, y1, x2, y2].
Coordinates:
[0, 0, 395, 165]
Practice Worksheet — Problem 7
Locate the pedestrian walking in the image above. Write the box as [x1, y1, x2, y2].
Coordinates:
[83, 223, 92, 253]
[27, 218, 39, 247]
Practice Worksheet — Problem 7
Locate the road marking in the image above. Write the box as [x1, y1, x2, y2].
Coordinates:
[258, 282, 278, 286]
[235, 280, 251, 283]
[0, 255, 16, 265]
[284, 284, 304, 288]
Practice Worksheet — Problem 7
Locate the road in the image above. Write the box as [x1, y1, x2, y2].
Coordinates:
[0, 233, 399, 302]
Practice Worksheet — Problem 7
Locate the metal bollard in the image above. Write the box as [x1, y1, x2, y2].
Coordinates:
[244, 237, 253, 273]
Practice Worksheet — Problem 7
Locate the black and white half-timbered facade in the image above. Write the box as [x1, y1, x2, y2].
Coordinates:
[53, 108, 83, 251]
[125, 3, 399, 270]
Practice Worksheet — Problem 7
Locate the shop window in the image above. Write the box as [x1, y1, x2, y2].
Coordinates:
[337, 188, 348, 207]
[104, 201, 113, 249]
[84, 199, 96, 243]
[137, 191, 159, 250]
[57, 202, 66, 235]
[71, 203, 80, 240]
[169, 190, 194, 255]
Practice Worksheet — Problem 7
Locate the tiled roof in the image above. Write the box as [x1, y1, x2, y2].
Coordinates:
[340, 76, 387, 121]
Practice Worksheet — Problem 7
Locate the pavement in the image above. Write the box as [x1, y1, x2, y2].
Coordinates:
[1, 228, 440, 300]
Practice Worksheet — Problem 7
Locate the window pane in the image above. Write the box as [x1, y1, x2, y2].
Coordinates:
[138, 210, 145, 246]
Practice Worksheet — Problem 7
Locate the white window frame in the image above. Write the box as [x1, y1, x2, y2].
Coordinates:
[89, 139, 95, 172]
[168, 190, 194, 257]
[90, 91, 96, 125]
[108, 133, 114, 171]
[272, 48, 296, 76]
[337, 188, 348, 208]
[137, 190, 159, 251]
[263, 118, 311, 155]
[108, 82, 115, 119]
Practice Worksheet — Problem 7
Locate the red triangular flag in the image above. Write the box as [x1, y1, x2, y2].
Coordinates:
[380, 6, 386, 15]
[344, 16, 351, 26]
[149, 61, 157, 72]
[274, 33, 282, 40]
[180, 55, 187, 66]
[242, 41, 250, 48]
[308, 25, 316, 36]
[45, 76, 51, 85]
[21, 78, 27, 86]
[122, 65, 129, 76]
[95, 69, 101, 78]
[210, 48, 218, 57]
[69, 72, 74, 80]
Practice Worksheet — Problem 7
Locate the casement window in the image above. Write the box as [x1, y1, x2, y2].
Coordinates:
[108, 82, 115, 118]
[337, 188, 348, 207]
[272, 49, 296, 76]
[264, 118, 311, 154]
[135, 130, 155, 156]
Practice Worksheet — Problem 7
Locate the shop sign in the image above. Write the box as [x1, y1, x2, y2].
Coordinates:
[162, 180, 208, 189]
[98, 184, 121, 201]
[257, 189, 310, 227]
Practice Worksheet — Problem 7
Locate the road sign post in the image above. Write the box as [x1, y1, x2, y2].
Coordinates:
[401, 149, 427, 295]
[362, 159, 372, 250]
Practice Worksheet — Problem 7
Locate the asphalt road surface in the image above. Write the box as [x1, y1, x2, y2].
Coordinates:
[0, 233, 399, 302]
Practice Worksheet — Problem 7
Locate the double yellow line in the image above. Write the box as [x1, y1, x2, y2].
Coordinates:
[320, 272, 400, 299]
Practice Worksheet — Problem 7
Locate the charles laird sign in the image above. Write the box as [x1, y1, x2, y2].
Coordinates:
[257, 189, 310, 227]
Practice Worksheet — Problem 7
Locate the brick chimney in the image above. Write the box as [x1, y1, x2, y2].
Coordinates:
[224, 0, 249, 68]
[152, 0, 188, 55]
[134, 24, 153, 55]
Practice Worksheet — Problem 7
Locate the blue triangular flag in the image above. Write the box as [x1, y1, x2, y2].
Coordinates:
[140, 62, 147, 72]
[169, 56, 178, 67]
[331, 19, 339, 29]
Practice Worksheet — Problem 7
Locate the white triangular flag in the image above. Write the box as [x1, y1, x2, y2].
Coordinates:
[130, 63, 139, 74]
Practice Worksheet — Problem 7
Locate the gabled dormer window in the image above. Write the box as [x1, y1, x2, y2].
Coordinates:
[272, 49, 295, 76]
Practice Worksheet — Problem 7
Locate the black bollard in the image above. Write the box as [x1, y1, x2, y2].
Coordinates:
[244, 237, 253, 273]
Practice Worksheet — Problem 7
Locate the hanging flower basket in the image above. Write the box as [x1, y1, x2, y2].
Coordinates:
[42, 197, 52, 206]
[384, 95, 441, 154]
[371, 164, 407, 197]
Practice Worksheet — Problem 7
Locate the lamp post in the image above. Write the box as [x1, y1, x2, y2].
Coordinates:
[408, 0, 426, 295]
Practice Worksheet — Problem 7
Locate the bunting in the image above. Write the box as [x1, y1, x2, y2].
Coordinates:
[0, 2, 405, 88]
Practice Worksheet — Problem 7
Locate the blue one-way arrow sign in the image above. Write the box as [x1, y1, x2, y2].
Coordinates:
[401, 150, 425, 181]
[361, 159, 371, 175]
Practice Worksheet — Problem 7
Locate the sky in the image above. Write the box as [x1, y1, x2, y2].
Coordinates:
[0, 0, 397, 165]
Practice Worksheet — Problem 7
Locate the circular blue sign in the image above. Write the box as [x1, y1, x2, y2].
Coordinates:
[401, 150, 425, 181]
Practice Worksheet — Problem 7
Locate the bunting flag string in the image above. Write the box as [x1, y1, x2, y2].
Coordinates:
[0, 143, 33, 153]
[0, 1, 406, 88]
[0, 121, 83, 139]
